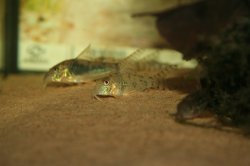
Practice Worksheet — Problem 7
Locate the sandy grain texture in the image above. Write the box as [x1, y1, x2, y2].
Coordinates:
[0, 75, 250, 166]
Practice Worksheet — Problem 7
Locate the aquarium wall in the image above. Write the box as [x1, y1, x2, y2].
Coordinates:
[17, 0, 194, 71]
[3, 0, 247, 73]
[0, 0, 4, 71]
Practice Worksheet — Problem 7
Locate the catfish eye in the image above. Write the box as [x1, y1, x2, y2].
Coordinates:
[103, 80, 109, 85]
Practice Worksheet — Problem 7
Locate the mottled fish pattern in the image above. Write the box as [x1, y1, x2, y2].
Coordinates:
[93, 49, 189, 98]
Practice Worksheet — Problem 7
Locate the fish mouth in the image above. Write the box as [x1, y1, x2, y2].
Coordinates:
[43, 70, 80, 87]
[93, 94, 115, 101]
[43, 72, 53, 87]
[43, 72, 61, 87]
[42, 72, 68, 87]
[95, 94, 115, 97]
[44, 81, 80, 87]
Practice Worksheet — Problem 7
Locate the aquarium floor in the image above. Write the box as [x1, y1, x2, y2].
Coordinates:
[0, 74, 250, 166]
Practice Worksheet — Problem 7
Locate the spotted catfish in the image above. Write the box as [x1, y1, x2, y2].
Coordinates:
[93, 49, 200, 99]
[93, 72, 161, 98]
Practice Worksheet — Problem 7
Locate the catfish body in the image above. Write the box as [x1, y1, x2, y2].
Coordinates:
[44, 45, 119, 86]
[44, 59, 118, 86]
[94, 49, 198, 98]
[94, 72, 160, 97]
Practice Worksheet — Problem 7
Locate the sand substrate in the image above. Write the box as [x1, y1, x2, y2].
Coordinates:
[0, 75, 250, 166]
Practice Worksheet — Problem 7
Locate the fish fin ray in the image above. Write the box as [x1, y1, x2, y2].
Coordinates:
[119, 49, 160, 73]
[76, 44, 93, 60]
[119, 49, 146, 73]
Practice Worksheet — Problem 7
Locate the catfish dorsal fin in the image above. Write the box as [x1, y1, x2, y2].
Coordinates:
[119, 49, 160, 73]
[76, 44, 93, 60]
[119, 49, 146, 73]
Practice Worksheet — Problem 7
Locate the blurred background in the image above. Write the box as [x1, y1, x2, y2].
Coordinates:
[0, 0, 249, 74]
[0, 0, 4, 72]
